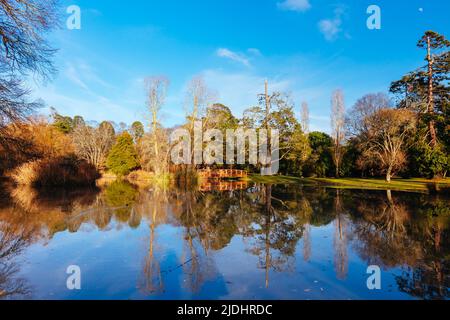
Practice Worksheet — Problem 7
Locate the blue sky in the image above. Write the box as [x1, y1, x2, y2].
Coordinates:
[32, 0, 450, 133]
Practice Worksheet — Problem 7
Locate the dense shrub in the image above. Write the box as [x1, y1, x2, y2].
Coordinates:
[303, 132, 334, 177]
[407, 143, 449, 178]
[10, 156, 100, 187]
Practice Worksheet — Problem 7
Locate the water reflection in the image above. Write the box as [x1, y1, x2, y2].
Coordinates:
[0, 180, 448, 300]
[0, 222, 32, 298]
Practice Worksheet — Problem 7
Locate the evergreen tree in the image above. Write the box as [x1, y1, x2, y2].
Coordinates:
[100, 121, 116, 138]
[106, 132, 140, 176]
[303, 131, 334, 177]
[73, 115, 85, 128]
[51, 108, 73, 134]
[130, 121, 145, 142]
[390, 30, 450, 177]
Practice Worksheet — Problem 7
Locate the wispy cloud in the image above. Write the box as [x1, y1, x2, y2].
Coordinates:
[33, 85, 140, 124]
[277, 0, 311, 12]
[65, 64, 89, 91]
[36, 61, 140, 124]
[216, 48, 251, 67]
[64, 61, 115, 93]
[318, 7, 345, 41]
[247, 48, 262, 56]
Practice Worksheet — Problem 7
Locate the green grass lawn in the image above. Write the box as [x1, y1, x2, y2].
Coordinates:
[248, 174, 450, 193]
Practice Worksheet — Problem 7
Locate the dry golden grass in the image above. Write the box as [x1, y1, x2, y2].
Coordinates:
[127, 170, 161, 188]
[9, 157, 100, 187]
[9, 161, 38, 186]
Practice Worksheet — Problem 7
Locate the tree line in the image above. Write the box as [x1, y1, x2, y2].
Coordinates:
[0, 1, 448, 184]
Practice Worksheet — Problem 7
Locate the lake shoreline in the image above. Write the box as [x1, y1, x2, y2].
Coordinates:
[248, 174, 450, 193]
[2, 171, 449, 194]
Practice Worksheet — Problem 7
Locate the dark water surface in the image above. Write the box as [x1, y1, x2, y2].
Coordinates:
[0, 181, 449, 300]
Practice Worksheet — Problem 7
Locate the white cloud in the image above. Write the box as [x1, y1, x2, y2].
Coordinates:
[277, 0, 311, 12]
[318, 8, 345, 41]
[216, 48, 251, 67]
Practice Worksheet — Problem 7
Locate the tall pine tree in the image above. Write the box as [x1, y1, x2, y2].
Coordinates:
[390, 30, 450, 177]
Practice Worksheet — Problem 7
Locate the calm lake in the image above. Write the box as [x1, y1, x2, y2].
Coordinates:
[0, 181, 448, 300]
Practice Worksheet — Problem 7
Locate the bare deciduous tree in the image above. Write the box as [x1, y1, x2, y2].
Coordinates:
[143, 76, 170, 175]
[357, 108, 416, 182]
[347, 93, 391, 136]
[0, 0, 59, 76]
[0, 0, 59, 164]
[301, 101, 309, 134]
[184, 75, 216, 166]
[331, 90, 346, 177]
[72, 123, 115, 171]
[185, 76, 215, 126]
[138, 129, 171, 175]
[0, 79, 40, 145]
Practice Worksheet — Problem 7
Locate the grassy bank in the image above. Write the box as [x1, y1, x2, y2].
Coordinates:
[312, 178, 450, 193]
[249, 174, 450, 193]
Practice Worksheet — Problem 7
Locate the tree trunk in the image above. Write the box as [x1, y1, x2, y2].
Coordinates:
[427, 36, 438, 148]
[335, 147, 340, 178]
[386, 167, 392, 183]
[263, 80, 272, 175]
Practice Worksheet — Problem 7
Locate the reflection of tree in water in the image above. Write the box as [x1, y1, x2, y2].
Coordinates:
[181, 230, 217, 294]
[242, 184, 306, 288]
[333, 189, 349, 280]
[1, 178, 448, 299]
[396, 262, 449, 300]
[1, 180, 320, 292]
[394, 195, 450, 300]
[137, 187, 169, 295]
[350, 190, 450, 299]
[0, 180, 224, 296]
[175, 189, 226, 293]
[281, 187, 313, 262]
[0, 222, 33, 299]
[351, 190, 420, 268]
[5, 185, 101, 237]
[137, 185, 233, 295]
[104, 181, 139, 224]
